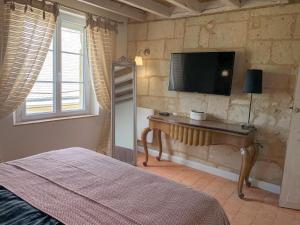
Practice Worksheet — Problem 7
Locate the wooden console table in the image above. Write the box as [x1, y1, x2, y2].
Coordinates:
[142, 115, 258, 199]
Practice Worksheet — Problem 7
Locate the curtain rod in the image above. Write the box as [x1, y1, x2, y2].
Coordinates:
[50, 0, 124, 24]
[4, 0, 58, 15]
[4, 0, 123, 24]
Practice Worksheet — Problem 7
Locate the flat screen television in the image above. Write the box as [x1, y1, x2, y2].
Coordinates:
[169, 52, 235, 96]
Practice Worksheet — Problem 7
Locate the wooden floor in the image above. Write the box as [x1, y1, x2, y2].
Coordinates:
[137, 153, 300, 225]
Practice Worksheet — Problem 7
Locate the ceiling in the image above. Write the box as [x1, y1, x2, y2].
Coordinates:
[74, 0, 295, 22]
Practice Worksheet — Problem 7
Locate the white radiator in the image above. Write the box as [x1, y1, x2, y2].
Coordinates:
[137, 107, 154, 142]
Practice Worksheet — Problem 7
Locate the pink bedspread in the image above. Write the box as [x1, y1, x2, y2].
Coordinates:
[0, 148, 229, 225]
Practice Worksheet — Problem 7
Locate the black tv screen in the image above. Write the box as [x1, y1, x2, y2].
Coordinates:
[169, 52, 235, 96]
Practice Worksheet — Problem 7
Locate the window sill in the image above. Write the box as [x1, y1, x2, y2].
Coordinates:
[14, 114, 99, 126]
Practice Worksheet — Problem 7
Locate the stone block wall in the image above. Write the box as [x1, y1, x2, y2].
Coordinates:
[128, 4, 300, 185]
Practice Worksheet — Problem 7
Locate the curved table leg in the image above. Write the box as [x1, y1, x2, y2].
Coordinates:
[142, 127, 152, 166]
[238, 147, 250, 199]
[156, 130, 162, 161]
[245, 144, 259, 187]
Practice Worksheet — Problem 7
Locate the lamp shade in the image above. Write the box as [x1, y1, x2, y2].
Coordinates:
[243, 69, 262, 94]
[135, 56, 143, 66]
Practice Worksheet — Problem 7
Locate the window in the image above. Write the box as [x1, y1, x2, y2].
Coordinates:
[16, 11, 95, 123]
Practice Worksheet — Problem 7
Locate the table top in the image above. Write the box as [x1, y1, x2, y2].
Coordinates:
[149, 115, 255, 136]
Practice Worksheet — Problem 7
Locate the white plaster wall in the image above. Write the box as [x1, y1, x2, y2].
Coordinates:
[0, 114, 102, 162]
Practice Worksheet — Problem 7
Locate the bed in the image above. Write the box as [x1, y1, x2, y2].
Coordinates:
[0, 148, 229, 225]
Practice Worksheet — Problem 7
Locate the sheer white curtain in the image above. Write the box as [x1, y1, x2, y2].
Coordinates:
[87, 17, 116, 155]
[0, 1, 57, 118]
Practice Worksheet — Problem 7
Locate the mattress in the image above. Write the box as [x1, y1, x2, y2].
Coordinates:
[0, 148, 229, 225]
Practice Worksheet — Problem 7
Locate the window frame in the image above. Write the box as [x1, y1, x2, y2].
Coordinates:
[15, 10, 93, 123]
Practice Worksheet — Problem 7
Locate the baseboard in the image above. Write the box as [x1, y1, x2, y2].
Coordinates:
[138, 147, 281, 194]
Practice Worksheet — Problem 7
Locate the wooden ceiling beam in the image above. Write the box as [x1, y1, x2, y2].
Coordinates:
[241, 0, 289, 7]
[77, 0, 146, 21]
[170, 0, 227, 15]
[53, 0, 128, 22]
[171, 0, 290, 18]
[117, 0, 172, 18]
[220, 0, 241, 8]
[164, 0, 213, 13]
